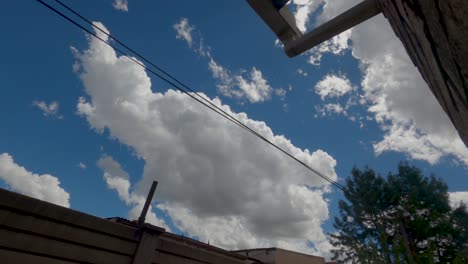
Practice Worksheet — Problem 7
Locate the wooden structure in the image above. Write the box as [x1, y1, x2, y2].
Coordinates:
[0, 188, 253, 264]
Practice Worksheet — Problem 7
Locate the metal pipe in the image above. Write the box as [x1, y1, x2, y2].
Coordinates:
[137, 181, 158, 226]
[284, 0, 381, 57]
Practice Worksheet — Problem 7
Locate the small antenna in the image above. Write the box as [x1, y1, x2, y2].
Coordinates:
[137, 181, 158, 226]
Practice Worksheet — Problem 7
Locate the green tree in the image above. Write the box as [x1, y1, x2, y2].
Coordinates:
[329, 163, 468, 263]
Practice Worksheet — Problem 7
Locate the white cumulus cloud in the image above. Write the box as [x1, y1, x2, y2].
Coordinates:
[113, 0, 128, 12]
[174, 18, 194, 48]
[0, 153, 70, 207]
[307, 30, 351, 65]
[285, 1, 351, 65]
[291, 0, 323, 33]
[78, 162, 87, 170]
[97, 155, 132, 204]
[33, 100, 63, 119]
[73, 22, 338, 256]
[449, 192, 468, 208]
[350, 15, 468, 165]
[314, 74, 354, 100]
[209, 59, 273, 103]
[297, 68, 308, 77]
[97, 155, 168, 228]
[315, 103, 346, 118]
[290, 0, 468, 165]
[174, 18, 278, 103]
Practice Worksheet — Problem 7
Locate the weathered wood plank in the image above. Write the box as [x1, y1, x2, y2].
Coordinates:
[0, 209, 136, 255]
[0, 228, 132, 264]
[154, 251, 206, 264]
[0, 188, 137, 241]
[132, 232, 160, 264]
[154, 238, 243, 264]
[0, 248, 76, 264]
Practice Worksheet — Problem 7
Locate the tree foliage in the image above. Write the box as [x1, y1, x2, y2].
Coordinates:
[330, 163, 468, 263]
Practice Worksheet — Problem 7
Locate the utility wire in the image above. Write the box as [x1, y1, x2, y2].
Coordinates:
[38, 0, 345, 191]
[36, 0, 346, 191]
[51, 0, 252, 137]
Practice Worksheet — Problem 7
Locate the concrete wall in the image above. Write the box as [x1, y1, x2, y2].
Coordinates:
[0, 188, 248, 264]
[378, 0, 468, 147]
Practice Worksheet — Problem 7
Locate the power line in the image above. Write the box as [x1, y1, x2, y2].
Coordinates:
[38, 0, 346, 191]
[35, 0, 347, 191]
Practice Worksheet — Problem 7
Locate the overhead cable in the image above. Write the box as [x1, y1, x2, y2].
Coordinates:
[36, 0, 346, 191]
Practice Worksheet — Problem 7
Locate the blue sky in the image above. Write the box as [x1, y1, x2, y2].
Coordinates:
[0, 0, 467, 258]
